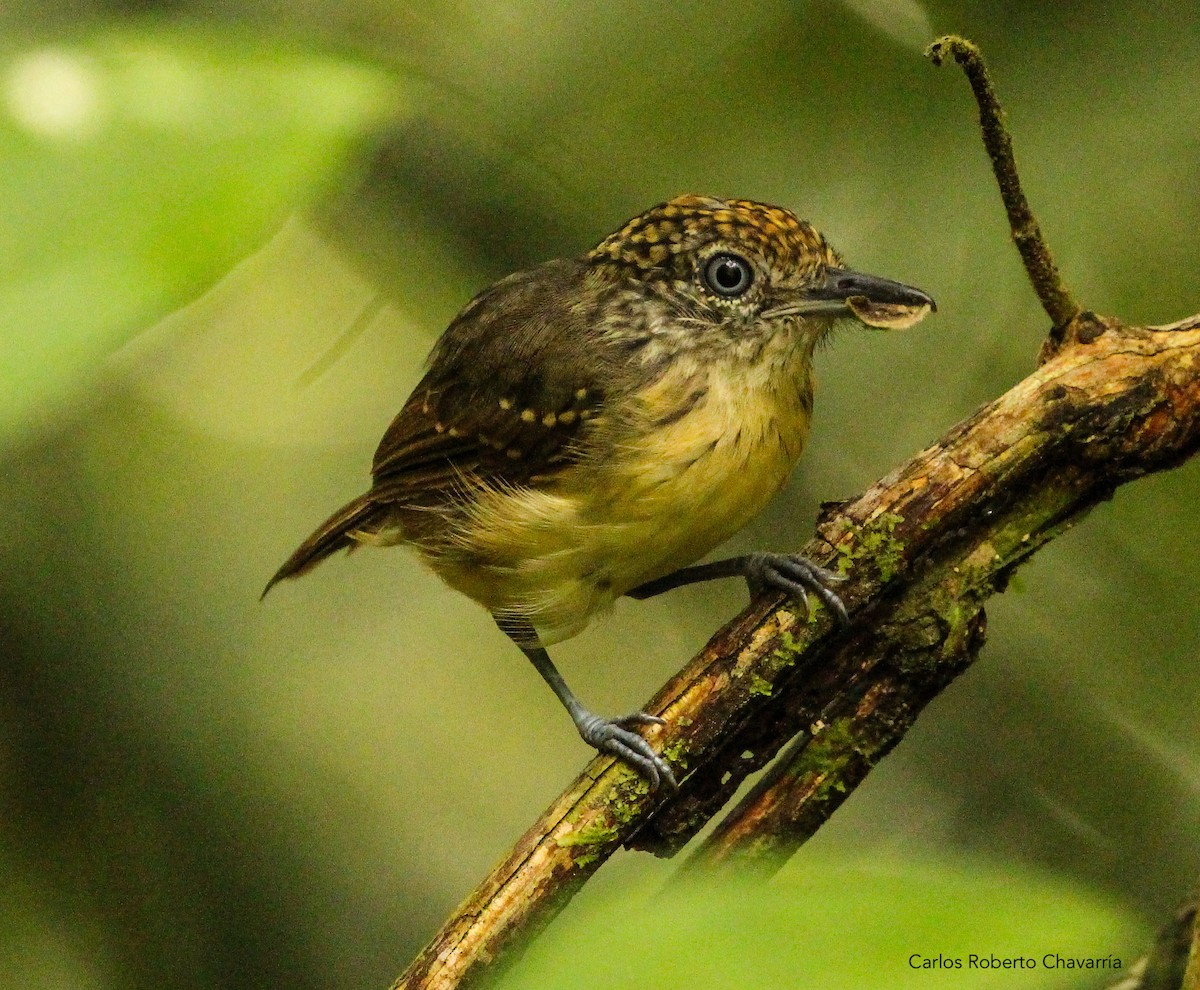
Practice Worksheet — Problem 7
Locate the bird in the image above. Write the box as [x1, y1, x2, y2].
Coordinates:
[263, 194, 934, 790]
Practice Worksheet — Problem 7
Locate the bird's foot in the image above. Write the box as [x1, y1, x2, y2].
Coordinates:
[742, 551, 849, 625]
[573, 709, 677, 791]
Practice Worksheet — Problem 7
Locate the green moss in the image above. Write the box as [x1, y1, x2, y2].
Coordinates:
[835, 512, 906, 581]
[661, 739, 689, 767]
[609, 798, 638, 825]
[786, 718, 862, 801]
[985, 474, 1084, 569]
[749, 674, 774, 697]
[556, 821, 620, 848]
[942, 600, 977, 655]
[772, 630, 804, 661]
[624, 776, 652, 798]
[759, 628, 808, 687]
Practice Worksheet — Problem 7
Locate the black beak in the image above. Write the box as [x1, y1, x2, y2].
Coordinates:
[762, 266, 936, 321]
[809, 266, 936, 312]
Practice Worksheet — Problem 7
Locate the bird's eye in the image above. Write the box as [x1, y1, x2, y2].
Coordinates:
[702, 253, 754, 297]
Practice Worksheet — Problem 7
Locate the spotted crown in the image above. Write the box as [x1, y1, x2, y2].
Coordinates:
[587, 194, 841, 279]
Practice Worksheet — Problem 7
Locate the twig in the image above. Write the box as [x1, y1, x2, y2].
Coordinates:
[926, 35, 1081, 348]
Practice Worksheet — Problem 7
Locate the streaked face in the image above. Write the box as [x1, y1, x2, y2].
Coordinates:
[588, 194, 933, 337]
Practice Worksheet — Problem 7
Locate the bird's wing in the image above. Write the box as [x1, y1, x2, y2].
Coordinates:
[369, 259, 613, 500]
[369, 368, 602, 496]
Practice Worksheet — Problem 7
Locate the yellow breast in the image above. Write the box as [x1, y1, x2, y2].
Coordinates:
[427, 338, 816, 644]
[594, 346, 812, 580]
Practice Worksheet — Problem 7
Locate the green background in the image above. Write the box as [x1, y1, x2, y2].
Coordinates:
[1, 2, 1196, 988]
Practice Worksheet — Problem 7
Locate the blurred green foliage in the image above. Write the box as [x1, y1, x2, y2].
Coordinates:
[0, 26, 399, 443]
[0, 3, 1197, 990]
[503, 856, 1142, 989]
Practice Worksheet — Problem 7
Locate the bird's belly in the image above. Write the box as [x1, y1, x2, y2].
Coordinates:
[429, 368, 811, 644]
[597, 418, 800, 582]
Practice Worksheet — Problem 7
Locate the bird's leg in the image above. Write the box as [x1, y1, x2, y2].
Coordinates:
[494, 616, 677, 791]
[626, 552, 849, 625]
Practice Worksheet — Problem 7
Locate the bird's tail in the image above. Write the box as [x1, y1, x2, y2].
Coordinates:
[262, 493, 381, 598]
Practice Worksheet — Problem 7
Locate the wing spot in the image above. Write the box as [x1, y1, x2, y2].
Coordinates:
[575, 388, 588, 401]
[499, 398, 513, 410]
[520, 409, 537, 423]
[558, 410, 577, 425]
[542, 412, 557, 427]
[505, 447, 523, 460]
[434, 422, 446, 433]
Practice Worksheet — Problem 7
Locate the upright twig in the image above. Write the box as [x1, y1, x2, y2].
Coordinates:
[926, 35, 1081, 350]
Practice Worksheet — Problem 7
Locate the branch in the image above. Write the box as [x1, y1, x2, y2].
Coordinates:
[393, 316, 1200, 988]
[684, 335, 1198, 863]
[669, 30, 1168, 870]
[389, 39, 1200, 990]
[1106, 890, 1199, 990]
[633, 315, 1200, 859]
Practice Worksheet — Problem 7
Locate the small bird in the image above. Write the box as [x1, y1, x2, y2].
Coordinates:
[264, 195, 933, 790]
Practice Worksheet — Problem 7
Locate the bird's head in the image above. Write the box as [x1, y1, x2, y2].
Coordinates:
[587, 194, 934, 351]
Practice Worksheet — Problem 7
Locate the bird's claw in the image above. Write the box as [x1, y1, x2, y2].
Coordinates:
[612, 712, 666, 729]
[744, 551, 849, 626]
[575, 710, 677, 791]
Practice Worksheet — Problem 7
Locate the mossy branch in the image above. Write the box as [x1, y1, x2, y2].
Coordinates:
[395, 319, 1200, 989]
[632, 318, 1200, 862]
[389, 38, 1200, 990]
